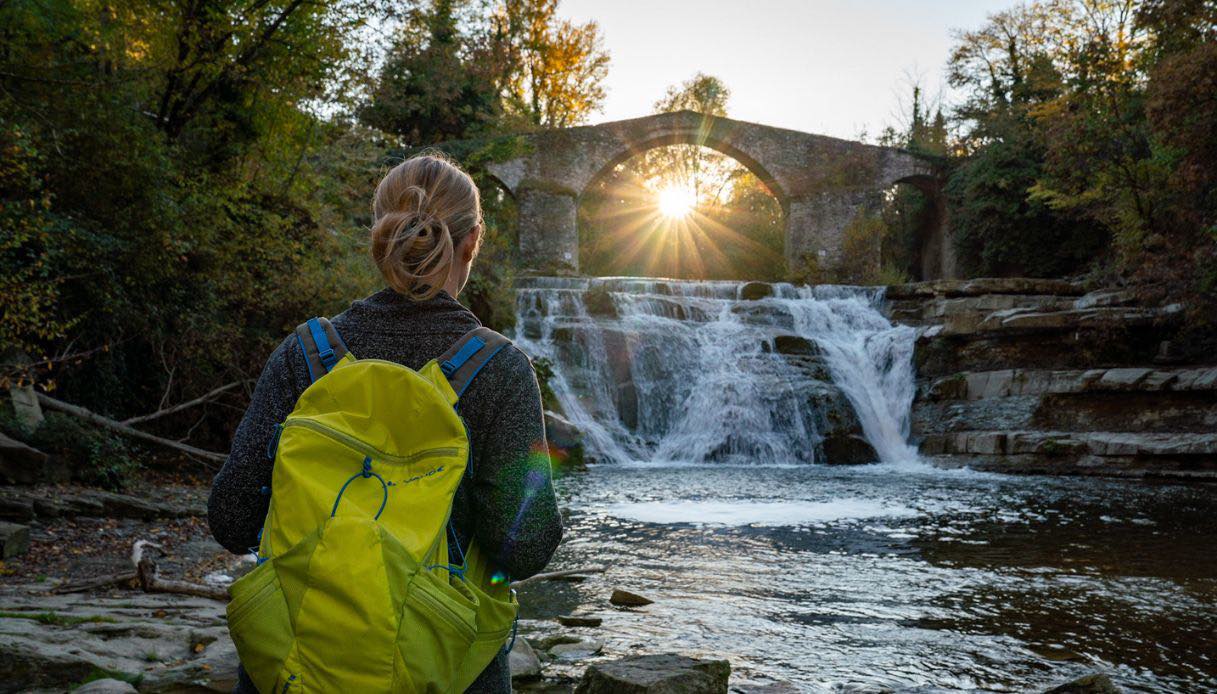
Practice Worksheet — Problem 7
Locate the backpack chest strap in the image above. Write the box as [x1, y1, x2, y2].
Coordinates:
[438, 327, 511, 399]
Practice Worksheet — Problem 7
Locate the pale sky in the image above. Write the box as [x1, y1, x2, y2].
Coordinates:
[559, 0, 1014, 140]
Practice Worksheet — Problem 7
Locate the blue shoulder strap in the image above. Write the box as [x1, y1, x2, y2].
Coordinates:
[294, 317, 349, 383]
[438, 327, 511, 400]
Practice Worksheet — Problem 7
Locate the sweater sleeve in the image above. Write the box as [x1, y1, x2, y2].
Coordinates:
[208, 336, 303, 555]
[459, 346, 563, 580]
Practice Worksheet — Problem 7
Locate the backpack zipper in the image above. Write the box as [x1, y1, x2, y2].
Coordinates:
[412, 580, 476, 639]
[282, 418, 458, 465]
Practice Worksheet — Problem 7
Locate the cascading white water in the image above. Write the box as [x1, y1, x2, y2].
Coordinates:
[514, 277, 919, 465]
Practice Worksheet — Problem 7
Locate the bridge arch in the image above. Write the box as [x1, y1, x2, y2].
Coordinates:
[481, 110, 946, 277]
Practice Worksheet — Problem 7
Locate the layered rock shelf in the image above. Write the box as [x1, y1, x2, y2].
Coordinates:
[888, 279, 1217, 479]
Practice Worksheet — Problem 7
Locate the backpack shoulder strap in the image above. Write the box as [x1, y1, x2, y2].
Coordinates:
[438, 327, 511, 399]
[294, 317, 349, 383]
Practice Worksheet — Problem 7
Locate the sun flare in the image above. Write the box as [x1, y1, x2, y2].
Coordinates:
[656, 185, 696, 219]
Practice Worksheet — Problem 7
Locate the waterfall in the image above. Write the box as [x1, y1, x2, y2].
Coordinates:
[514, 277, 919, 466]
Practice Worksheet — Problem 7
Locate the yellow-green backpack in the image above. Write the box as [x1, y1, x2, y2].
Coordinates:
[226, 317, 519, 693]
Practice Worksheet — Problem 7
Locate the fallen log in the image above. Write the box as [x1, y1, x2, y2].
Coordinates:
[37, 392, 227, 464]
[53, 571, 138, 594]
[512, 566, 606, 588]
[122, 380, 247, 426]
[132, 540, 228, 601]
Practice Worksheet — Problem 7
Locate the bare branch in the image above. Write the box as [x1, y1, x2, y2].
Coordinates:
[122, 380, 247, 426]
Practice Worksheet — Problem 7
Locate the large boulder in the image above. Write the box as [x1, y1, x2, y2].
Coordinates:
[508, 637, 542, 681]
[0, 432, 51, 485]
[583, 287, 619, 318]
[544, 410, 587, 468]
[739, 282, 774, 301]
[1042, 673, 1121, 693]
[819, 433, 877, 465]
[771, 335, 819, 357]
[0, 522, 29, 558]
[575, 654, 730, 694]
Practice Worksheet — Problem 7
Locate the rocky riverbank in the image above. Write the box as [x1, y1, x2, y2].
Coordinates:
[884, 278, 1217, 479]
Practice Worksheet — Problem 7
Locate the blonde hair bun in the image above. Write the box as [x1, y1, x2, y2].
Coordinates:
[370, 154, 481, 300]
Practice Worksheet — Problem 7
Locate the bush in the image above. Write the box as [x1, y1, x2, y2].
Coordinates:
[946, 138, 1109, 278]
[0, 411, 138, 490]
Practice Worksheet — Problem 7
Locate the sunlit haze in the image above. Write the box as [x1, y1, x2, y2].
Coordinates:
[559, 0, 1014, 139]
[657, 185, 696, 219]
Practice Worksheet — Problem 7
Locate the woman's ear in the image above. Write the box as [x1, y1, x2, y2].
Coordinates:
[461, 225, 482, 263]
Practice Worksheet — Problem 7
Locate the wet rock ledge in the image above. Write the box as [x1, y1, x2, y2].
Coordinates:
[886, 278, 1217, 479]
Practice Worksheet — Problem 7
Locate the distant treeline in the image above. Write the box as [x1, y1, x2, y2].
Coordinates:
[846, 0, 1215, 309]
[0, 0, 1214, 475]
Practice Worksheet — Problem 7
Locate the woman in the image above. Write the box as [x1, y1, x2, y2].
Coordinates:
[208, 153, 562, 693]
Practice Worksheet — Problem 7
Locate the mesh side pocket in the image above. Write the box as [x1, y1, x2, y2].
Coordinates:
[394, 569, 478, 692]
[227, 560, 295, 694]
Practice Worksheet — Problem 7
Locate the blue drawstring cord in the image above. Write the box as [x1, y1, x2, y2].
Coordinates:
[331, 456, 388, 520]
[425, 523, 470, 580]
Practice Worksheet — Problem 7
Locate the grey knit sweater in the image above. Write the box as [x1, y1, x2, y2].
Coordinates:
[208, 288, 562, 694]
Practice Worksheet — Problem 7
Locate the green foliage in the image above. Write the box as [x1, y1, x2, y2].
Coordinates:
[654, 73, 730, 116]
[0, 117, 77, 366]
[947, 138, 1108, 277]
[360, 1, 503, 144]
[0, 0, 383, 447]
[530, 357, 562, 413]
[495, 0, 610, 128]
[0, 411, 138, 490]
[792, 210, 912, 286]
[362, 0, 610, 141]
[942, 0, 1217, 331]
[462, 202, 518, 332]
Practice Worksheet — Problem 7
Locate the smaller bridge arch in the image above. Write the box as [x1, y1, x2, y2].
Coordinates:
[482, 110, 945, 276]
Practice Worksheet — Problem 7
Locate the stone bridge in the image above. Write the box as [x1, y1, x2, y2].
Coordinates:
[472, 111, 949, 277]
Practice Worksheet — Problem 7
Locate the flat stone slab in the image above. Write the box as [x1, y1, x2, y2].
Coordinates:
[886, 278, 1085, 299]
[925, 430, 1217, 458]
[0, 432, 52, 485]
[0, 585, 234, 692]
[610, 589, 654, 607]
[924, 367, 1217, 401]
[0, 485, 205, 523]
[575, 653, 731, 693]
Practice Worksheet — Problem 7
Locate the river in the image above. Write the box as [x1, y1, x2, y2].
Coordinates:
[512, 277, 1217, 692]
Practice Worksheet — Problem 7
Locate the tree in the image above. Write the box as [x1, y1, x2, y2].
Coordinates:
[0, 0, 384, 457]
[359, 0, 502, 143]
[653, 72, 730, 116]
[493, 0, 609, 128]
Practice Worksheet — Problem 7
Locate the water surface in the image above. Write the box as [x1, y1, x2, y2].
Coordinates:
[519, 463, 1217, 692]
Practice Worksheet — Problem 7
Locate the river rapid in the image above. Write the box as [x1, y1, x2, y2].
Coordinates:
[511, 278, 1217, 692]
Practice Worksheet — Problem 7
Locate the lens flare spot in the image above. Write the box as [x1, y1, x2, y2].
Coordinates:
[657, 185, 696, 219]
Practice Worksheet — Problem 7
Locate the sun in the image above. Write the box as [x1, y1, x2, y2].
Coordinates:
[656, 185, 696, 219]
